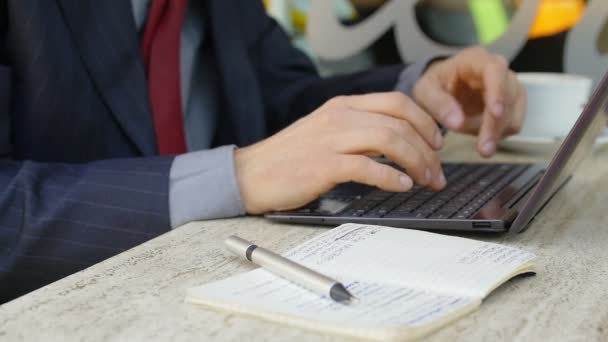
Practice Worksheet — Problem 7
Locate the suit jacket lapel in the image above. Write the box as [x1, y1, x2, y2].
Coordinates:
[206, 0, 266, 146]
[57, 0, 157, 155]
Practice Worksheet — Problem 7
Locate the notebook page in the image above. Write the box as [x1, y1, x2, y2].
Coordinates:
[187, 268, 478, 339]
[283, 224, 536, 298]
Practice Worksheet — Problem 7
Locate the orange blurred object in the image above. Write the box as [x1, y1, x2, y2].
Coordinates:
[516, 0, 585, 39]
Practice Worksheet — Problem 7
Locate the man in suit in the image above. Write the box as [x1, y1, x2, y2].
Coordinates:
[0, 0, 525, 302]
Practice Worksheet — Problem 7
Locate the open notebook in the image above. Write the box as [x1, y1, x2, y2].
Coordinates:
[187, 224, 536, 341]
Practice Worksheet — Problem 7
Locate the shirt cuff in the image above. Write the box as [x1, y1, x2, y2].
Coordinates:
[394, 55, 447, 97]
[169, 145, 246, 228]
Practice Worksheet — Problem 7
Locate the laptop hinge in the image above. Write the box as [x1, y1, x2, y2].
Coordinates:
[502, 208, 519, 229]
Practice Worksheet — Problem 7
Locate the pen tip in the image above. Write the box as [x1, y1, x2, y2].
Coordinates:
[347, 295, 360, 304]
[330, 283, 356, 303]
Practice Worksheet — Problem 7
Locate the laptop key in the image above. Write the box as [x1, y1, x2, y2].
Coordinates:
[431, 207, 460, 218]
[340, 209, 363, 217]
[413, 208, 434, 217]
[385, 211, 419, 218]
[335, 163, 530, 221]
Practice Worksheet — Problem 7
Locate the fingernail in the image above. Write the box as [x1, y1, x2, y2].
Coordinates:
[439, 171, 447, 187]
[399, 175, 413, 189]
[446, 111, 463, 129]
[434, 130, 443, 149]
[424, 168, 432, 185]
[481, 140, 496, 156]
[492, 103, 504, 118]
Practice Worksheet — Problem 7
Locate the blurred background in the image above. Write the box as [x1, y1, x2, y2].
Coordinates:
[263, 0, 604, 77]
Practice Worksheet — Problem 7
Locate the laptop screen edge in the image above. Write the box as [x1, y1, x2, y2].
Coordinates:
[510, 71, 608, 233]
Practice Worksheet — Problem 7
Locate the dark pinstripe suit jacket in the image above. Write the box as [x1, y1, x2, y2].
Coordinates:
[0, 0, 403, 302]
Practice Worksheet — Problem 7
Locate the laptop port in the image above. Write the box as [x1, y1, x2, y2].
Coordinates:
[473, 222, 492, 229]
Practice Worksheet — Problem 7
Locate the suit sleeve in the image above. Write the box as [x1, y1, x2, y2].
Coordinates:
[0, 156, 174, 303]
[238, 1, 407, 134]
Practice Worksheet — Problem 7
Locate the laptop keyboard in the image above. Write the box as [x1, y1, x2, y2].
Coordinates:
[326, 163, 530, 220]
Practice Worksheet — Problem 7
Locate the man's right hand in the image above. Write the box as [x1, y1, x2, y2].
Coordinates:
[234, 92, 446, 214]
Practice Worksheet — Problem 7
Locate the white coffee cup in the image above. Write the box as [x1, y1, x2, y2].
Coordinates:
[516, 73, 592, 139]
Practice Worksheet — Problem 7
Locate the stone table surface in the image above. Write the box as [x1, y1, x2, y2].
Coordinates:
[1, 134, 608, 341]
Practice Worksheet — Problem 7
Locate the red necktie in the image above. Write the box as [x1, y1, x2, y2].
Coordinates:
[141, 0, 188, 155]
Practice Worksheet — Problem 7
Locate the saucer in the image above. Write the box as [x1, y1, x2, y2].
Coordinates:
[499, 129, 608, 151]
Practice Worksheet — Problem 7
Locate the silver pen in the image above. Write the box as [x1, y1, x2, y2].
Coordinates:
[225, 235, 356, 303]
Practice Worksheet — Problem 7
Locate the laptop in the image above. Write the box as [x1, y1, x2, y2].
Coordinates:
[267, 70, 608, 233]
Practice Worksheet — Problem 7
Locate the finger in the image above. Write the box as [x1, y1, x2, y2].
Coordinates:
[331, 127, 444, 189]
[458, 115, 483, 135]
[477, 110, 506, 158]
[338, 109, 442, 151]
[451, 49, 514, 150]
[503, 74, 527, 137]
[454, 74, 520, 137]
[335, 155, 414, 192]
[452, 48, 513, 118]
[481, 54, 511, 119]
[413, 73, 466, 131]
[331, 92, 444, 149]
[340, 111, 446, 188]
[477, 76, 523, 151]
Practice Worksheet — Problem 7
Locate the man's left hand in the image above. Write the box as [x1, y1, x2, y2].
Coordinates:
[413, 47, 527, 158]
